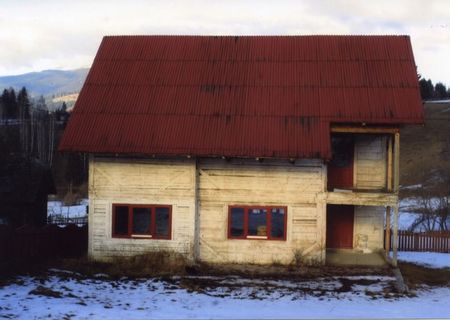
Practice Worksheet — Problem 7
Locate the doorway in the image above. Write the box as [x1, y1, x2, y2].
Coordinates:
[326, 204, 354, 249]
[327, 134, 354, 190]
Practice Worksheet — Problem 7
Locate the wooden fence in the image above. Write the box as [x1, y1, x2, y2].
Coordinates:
[385, 230, 450, 253]
[0, 224, 87, 261]
[47, 216, 88, 226]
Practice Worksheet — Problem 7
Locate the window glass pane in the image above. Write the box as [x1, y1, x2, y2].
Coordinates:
[271, 208, 285, 239]
[114, 206, 129, 235]
[230, 208, 244, 237]
[248, 208, 267, 236]
[132, 207, 151, 234]
[155, 207, 170, 238]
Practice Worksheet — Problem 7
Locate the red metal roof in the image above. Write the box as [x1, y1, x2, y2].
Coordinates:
[59, 35, 423, 159]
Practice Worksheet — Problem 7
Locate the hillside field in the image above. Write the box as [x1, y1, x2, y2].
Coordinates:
[400, 102, 450, 192]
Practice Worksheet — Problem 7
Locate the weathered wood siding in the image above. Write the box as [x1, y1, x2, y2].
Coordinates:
[197, 159, 327, 265]
[354, 136, 387, 190]
[88, 157, 196, 260]
[353, 206, 384, 251]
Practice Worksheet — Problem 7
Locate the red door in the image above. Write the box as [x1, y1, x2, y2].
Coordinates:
[327, 135, 354, 190]
[326, 205, 354, 249]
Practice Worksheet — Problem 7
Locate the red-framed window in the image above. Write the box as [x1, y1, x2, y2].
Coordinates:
[112, 204, 172, 239]
[228, 206, 287, 240]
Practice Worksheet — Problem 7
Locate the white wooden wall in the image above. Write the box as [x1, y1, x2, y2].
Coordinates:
[87, 153, 389, 264]
[88, 157, 196, 261]
[354, 136, 387, 190]
[197, 158, 327, 265]
[353, 206, 384, 251]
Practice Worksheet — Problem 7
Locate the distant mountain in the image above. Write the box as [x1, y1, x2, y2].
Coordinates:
[0, 68, 89, 97]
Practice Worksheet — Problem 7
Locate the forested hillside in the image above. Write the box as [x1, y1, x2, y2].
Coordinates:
[0, 87, 87, 201]
[0, 69, 88, 97]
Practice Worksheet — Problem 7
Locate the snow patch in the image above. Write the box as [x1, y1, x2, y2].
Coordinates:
[398, 251, 450, 269]
[47, 199, 88, 218]
[0, 274, 449, 319]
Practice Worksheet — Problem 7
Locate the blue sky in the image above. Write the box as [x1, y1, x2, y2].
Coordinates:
[0, 0, 449, 85]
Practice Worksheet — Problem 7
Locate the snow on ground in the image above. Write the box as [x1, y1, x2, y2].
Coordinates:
[1, 272, 450, 319]
[47, 199, 88, 218]
[426, 99, 450, 104]
[398, 251, 450, 269]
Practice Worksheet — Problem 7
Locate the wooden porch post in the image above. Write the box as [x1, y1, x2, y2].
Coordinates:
[387, 136, 393, 191]
[393, 205, 399, 266]
[393, 132, 400, 192]
[392, 131, 400, 266]
[385, 206, 391, 257]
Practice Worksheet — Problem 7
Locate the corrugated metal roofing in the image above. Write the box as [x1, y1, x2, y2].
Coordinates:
[59, 35, 424, 159]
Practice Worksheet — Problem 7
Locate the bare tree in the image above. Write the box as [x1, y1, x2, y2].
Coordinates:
[409, 182, 450, 231]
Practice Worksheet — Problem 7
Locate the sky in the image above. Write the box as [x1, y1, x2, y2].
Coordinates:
[0, 0, 449, 85]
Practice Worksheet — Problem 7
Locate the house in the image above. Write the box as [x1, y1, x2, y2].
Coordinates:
[0, 154, 56, 227]
[59, 35, 424, 266]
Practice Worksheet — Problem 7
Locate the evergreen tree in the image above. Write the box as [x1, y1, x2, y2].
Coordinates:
[435, 82, 447, 99]
[1, 88, 18, 119]
[17, 87, 31, 119]
[35, 95, 47, 111]
[0, 90, 4, 119]
[419, 78, 434, 100]
[54, 101, 70, 124]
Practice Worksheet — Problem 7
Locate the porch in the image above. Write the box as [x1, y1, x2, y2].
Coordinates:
[326, 249, 388, 267]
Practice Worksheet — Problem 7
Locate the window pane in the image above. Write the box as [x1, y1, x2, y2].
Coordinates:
[271, 208, 285, 239]
[248, 208, 267, 236]
[230, 208, 244, 237]
[155, 207, 170, 238]
[114, 206, 129, 235]
[132, 207, 151, 234]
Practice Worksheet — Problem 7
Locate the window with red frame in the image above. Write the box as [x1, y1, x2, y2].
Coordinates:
[228, 206, 287, 240]
[112, 204, 171, 239]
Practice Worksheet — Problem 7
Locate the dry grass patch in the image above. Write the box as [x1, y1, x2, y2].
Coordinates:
[400, 102, 450, 190]
[57, 251, 188, 278]
[399, 262, 450, 289]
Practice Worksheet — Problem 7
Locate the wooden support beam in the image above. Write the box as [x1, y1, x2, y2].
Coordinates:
[385, 206, 391, 258]
[392, 205, 399, 267]
[387, 136, 393, 192]
[393, 132, 400, 192]
[331, 126, 400, 134]
[326, 191, 398, 207]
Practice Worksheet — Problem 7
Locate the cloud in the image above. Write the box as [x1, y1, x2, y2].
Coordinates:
[0, 0, 449, 84]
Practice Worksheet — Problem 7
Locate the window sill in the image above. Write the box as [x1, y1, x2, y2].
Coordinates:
[228, 236, 286, 241]
[246, 235, 268, 239]
[131, 234, 152, 239]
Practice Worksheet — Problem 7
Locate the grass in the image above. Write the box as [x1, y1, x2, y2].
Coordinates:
[399, 262, 450, 289]
[400, 102, 450, 193]
[57, 251, 189, 278]
[0, 251, 189, 281]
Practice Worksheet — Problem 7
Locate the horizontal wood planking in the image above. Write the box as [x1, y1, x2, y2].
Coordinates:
[198, 159, 326, 265]
[326, 191, 397, 206]
[353, 206, 384, 251]
[355, 136, 387, 190]
[331, 126, 399, 134]
[88, 157, 196, 260]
